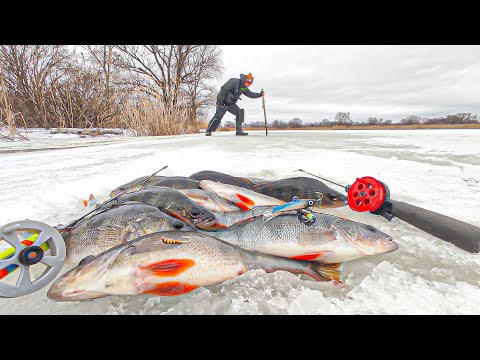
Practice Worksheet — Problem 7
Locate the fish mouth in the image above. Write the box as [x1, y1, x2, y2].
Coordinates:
[47, 287, 107, 302]
[194, 216, 217, 230]
[334, 224, 398, 256]
[170, 211, 216, 230]
[378, 236, 398, 253]
[47, 273, 106, 302]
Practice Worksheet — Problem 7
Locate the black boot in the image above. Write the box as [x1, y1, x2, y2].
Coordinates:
[206, 117, 221, 136]
[235, 109, 248, 136]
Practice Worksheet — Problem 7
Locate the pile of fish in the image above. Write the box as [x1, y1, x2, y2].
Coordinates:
[48, 170, 399, 302]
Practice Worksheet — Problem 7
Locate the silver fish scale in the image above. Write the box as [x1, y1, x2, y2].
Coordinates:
[120, 232, 250, 283]
[212, 206, 273, 228]
[66, 205, 162, 263]
[124, 232, 309, 278]
[51, 231, 320, 299]
[210, 213, 339, 250]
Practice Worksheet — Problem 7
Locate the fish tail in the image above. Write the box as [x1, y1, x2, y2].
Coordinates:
[306, 262, 342, 283]
[246, 253, 343, 284]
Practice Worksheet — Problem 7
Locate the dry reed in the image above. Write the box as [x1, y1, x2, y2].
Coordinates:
[118, 91, 204, 136]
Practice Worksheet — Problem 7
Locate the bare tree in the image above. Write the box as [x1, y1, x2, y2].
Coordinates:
[79, 45, 132, 128]
[456, 113, 477, 123]
[321, 119, 331, 127]
[288, 117, 303, 127]
[81, 46, 114, 127]
[401, 115, 422, 125]
[0, 45, 70, 128]
[114, 45, 222, 121]
[368, 117, 383, 125]
[183, 45, 223, 121]
[0, 62, 28, 140]
[335, 112, 352, 125]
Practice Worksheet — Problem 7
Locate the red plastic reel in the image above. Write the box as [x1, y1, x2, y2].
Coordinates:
[347, 176, 387, 212]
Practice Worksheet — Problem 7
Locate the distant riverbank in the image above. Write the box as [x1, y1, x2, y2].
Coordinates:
[219, 123, 480, 131]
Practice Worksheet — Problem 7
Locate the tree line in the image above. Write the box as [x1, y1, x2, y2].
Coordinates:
[0, 45, 223, 138]
[242, 111, 479, 128]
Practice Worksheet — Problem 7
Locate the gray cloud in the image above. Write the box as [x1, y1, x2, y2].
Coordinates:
[211, 45, 480, 123]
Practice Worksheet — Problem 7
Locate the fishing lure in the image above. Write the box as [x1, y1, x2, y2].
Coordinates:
[297, 209, 316, 226]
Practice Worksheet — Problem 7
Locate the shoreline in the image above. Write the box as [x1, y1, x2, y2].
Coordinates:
[220, 124, 480, 131]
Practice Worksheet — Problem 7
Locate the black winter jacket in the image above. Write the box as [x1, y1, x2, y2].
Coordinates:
[216, 73, 262, 106]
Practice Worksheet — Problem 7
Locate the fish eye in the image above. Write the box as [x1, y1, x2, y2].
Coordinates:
[308, 200, 314, 206]
[366, 225, 376, 232]
[293, 196, 299, 201]
[328, 193, 338, 201]
[190, 208, 201, 218]
[173, 220, 184, 229]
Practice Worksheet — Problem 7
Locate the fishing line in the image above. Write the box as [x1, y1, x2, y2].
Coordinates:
[296, 169, 347, 189]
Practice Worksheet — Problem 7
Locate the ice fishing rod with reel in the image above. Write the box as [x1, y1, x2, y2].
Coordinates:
[0, 220, 66, 298]
[0, 166, 169, 298]
[297, 169, 480, 253]
[57, 165, 169, 234]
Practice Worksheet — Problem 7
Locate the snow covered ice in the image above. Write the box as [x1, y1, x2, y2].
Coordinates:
[1, 128, 479, 314]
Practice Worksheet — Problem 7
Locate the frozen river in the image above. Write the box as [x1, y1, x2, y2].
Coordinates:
[1, 128, 479, 314]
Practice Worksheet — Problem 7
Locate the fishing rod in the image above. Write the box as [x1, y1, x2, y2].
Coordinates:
[297, 169, 480, 253]
[57, 165, 168, 233]
[0, 166, 168, 298]
[261, 88, 268, 136]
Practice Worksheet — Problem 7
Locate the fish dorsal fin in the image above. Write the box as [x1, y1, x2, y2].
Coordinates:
[250, 181, 269, 189]
[239, 177, 255, 185]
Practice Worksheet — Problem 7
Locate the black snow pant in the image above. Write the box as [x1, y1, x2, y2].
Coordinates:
[206, 104, 244, 133]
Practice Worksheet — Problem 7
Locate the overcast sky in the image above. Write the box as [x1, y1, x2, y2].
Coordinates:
[213, 45, 480, 123]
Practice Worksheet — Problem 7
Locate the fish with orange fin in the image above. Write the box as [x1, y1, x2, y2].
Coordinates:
[113, 187, 217, 230]
[190, 171, 347, 209]
[47, 231, 341, 301]
[199, 213, 398, 264]
[64, 203, 196, 265]
[178, 189, 243, 213]
[203, 198, 322, 230]
[199, 180, 285, 210]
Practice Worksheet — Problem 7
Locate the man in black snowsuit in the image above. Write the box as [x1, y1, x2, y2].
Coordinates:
[205, 73, 264, 136]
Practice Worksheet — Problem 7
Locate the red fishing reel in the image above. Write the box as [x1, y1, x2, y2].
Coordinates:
[346, 177, 390, 213]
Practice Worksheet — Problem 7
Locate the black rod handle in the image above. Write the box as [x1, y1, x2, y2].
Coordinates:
[384, 199, 480, 253]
